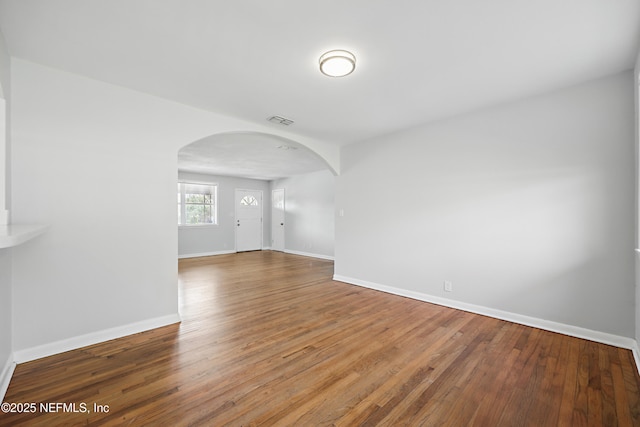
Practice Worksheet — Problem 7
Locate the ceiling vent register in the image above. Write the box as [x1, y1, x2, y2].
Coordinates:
[267, 115, 294, 126]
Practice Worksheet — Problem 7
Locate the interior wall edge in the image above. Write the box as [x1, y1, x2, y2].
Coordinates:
[0, 353, 15, 402]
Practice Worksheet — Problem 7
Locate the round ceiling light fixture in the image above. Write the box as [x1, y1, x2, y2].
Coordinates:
[319, 50, 356, 77]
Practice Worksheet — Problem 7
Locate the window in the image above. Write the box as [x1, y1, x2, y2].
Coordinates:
[240, 195, 258, 206]
[178, 182, 217, 225]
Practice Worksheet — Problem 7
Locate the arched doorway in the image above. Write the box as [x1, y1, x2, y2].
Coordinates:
[177, 131, 336, 259]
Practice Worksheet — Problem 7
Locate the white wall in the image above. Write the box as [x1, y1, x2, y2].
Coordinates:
[0, 248, 11, 396]
[0, 27, 9, 222]
[10, 60, 181, 352]
[335, 71, 635, 338]
[178, 172, 271, 257]
[0, 28, 11, 396]
[5, 55, 638, 364]
[271, 170, 335, 259]
[635, 51, 640, 346]
[0, 30, 7, 99]
[8, 58, 335, 356]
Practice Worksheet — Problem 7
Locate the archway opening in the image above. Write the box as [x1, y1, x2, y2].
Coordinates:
[176, 131, 336, 260]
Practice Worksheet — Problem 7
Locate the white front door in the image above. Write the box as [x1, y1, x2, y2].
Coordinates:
[271, 189, 285, 251]
[235, 189, 263, 252]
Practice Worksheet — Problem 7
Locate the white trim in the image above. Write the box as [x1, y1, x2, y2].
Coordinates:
[179, 249, 276, 259]
[178, 250, 235, 259]
[333, 274, 639, 354]
[632, 343, 640, 376]
[13, 313, 181, 364]
[271, 188, 285, 252]
[0, 224, 48, 249]
[178, 224, 219, 229]
[177, 179, 219, 186]
[0, 354, 16, 402]
[285, 249, 334, 261]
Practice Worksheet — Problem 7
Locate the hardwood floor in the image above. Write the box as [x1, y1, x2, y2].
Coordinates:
[2, 251, 640, 426]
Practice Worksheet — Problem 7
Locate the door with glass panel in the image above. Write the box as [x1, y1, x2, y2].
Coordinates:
[235, 189, 263, 252]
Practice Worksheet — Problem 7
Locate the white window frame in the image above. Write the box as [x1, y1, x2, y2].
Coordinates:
[178, 181, 218, 227]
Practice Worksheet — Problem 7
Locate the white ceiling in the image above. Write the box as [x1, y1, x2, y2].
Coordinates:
[0, 0, 638, 179]
[178, 132, 328, 180]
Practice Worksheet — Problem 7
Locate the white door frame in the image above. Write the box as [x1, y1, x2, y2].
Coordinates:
[271, 188, 285, 252]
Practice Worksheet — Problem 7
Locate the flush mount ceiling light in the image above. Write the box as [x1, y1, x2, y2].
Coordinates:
[319, 50, 356, 77]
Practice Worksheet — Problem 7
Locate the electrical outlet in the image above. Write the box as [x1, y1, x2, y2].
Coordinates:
[444, 281, 453, 292]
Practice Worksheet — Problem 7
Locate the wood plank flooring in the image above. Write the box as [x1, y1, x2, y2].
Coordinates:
[2, 251, 640, 426]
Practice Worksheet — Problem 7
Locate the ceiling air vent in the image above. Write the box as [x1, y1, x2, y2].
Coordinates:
[267, 115, 294, 126]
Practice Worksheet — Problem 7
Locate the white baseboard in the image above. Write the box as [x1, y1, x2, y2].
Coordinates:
[0, 354, 16, 402]
[179, 249, 333, 261]
[633, 343, 640, 376]
[284, 249, 334, 261]
[13, 313, 181, 364]
[178, 250, 235, 259]
[333, 275, 640, 364]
